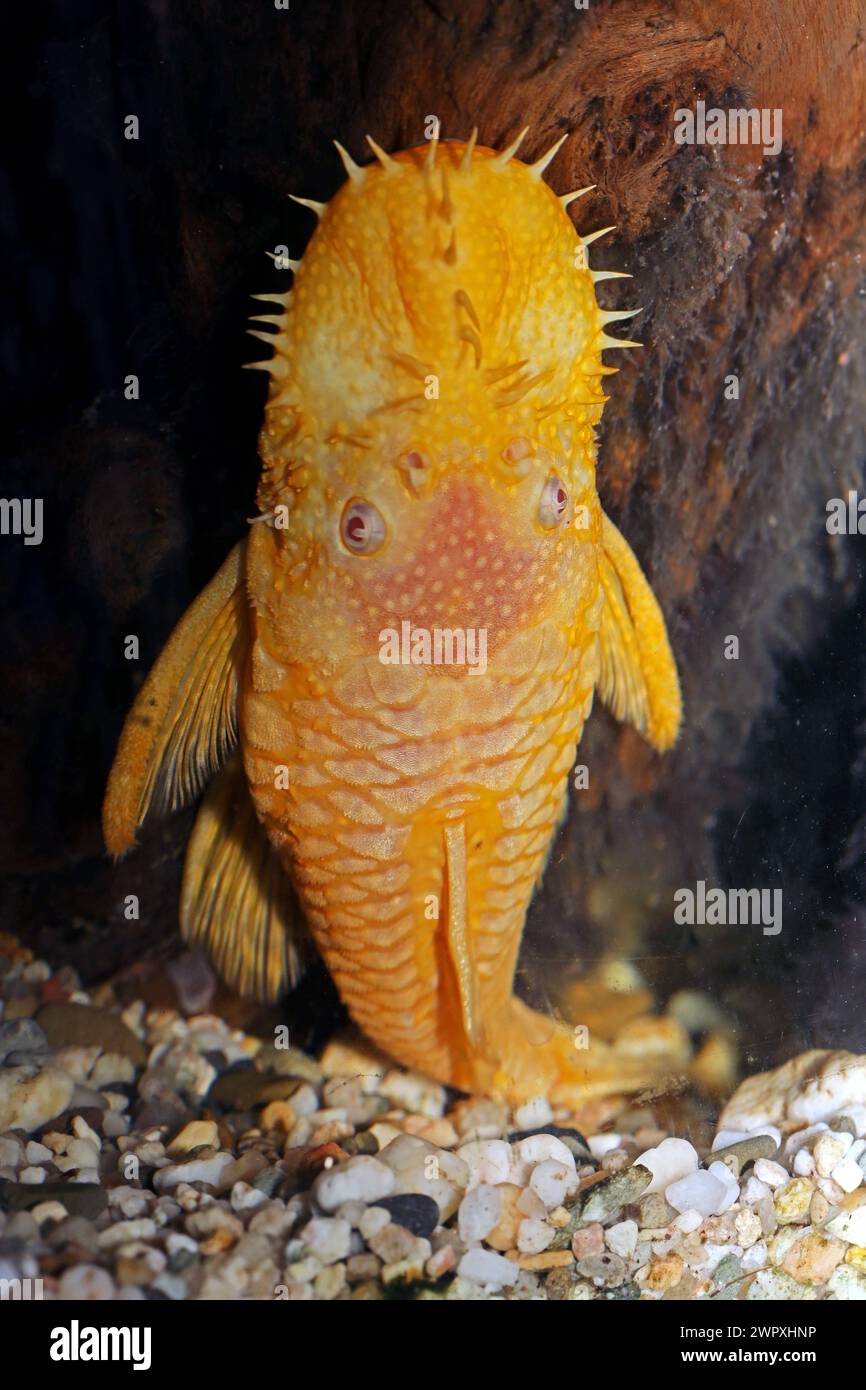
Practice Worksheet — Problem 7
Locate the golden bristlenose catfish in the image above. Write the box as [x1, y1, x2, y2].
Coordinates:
[104, 130, 683, 1107]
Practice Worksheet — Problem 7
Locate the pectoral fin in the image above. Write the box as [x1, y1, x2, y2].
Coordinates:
[597, 512, 681, 751]
[103, 542, 247, 857]
[180, 755, 310, 1000]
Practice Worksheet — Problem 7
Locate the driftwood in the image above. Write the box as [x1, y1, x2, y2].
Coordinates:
[3, 0, 866, 1062]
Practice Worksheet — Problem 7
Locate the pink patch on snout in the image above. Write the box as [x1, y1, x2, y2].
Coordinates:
[355, 478, 549, 660]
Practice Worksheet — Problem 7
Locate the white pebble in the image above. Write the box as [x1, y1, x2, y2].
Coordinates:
[379, 1069, 445, 1118]
[513, 1096, 553, 1130]
[792, 1148, 815, 1176]
[314, 1156, 395, 1211]
[98, 1219, 158, 1250]
[54, 1138, 100, 1173]
[300, 1216, 351, 1264]
[667, 1170, 732, 1217]
[512, 1134, 576, 1181]
[335, 1200, 367, 1228]
[753, 1158, 788, 1188]
[675, 1209, 704, 1233]
[529, 1158, 572, 1209]
[735, 1208, 763, 1247]
[58, 1265, 116, 1300]
[741, 1176, 771, 1204]
[30, 1200, 68, 1225]
[742, 1239, 768, 1272]
[783, 1122, 828, 1157]
[513, 1187, 543, 1220]
[230, 1181, 266, 1213]
[711, 1129, 750, 1150]
[290, 1084, 319, 1117]
[606, 1219, 638, 1257]
[358, 1207, 391, 1241]
[703, 1242, 741, 1274]
[830, 1157, 864, 1193]
[588, 1133, 622, 1159]
[849, 1139, 866, 1161]
[707, 1161, 740, 1212]
[109, 1187, 153, 1219]
[165, 1232, 198, 1257]
[634, 1137, 698, 1195]
[517, 1218, 554, 1254]
[825, 1206, 866, 1245]
[456, 1140, 512, 1188]
[458, 1184, 500, 1243]
[458, 1247, 519, 1289]
[814, 1131, 853, 1176]
[154, 1152, 234, 1191]
[19, 1166, 45, 1184]
[71, 1114, 101, 1147]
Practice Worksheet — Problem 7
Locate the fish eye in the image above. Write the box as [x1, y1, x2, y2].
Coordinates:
[538, 475, 570, 529]
[340, 498, 386, 555]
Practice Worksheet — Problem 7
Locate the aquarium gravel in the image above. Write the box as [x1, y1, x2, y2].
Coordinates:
[2, 934, 865, 1302]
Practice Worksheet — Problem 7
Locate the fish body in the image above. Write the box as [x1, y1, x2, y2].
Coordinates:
[104, 135, 682, 1105]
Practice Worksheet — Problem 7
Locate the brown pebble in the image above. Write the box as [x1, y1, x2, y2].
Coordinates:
[285, 1142, 350, 1190]
[208, 1069, 300, 1111]
[643, 1253, 685, 1291]
[199, 1228, 237, 1255]
[260, 1101, 296, 1134]
[544, 1266, 580, 1299]
[36, 1002, 146, 1066]
[709, 1134, 777, 1168]
[400, 1115, 459, 1147]
[346, 1252, 382, 1283]
[833, 1115, 858, 1138]
[810, 1190, 831, 1225]
[571, 1222, 605, 1260]
[637, 1192, 675, 1228]
[515, 1250, 575, 1271]
[339, 1131, 379, 1157]
[425, 1245, 457, 1279]
[0, 1179, 107, 1219]
[781, 1232, 846, 1284]
[309, 1119, 354, 1146]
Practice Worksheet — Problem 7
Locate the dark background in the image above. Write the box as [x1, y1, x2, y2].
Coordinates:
[3, 0, 866, 1073]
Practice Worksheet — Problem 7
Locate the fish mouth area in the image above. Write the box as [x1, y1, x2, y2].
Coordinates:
[348, 477, 557, 661]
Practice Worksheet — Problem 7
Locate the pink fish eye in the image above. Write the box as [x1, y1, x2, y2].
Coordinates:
[340, 498, 386, 554]
[539, 475, 570, 529]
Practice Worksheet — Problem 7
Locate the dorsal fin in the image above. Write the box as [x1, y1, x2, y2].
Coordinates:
[596, 512, 682, 751]
[180, 755, 311, 1001]
[103, 542, 247, 857]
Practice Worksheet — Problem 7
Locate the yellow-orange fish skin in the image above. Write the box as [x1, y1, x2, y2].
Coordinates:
[240, 140, 677, 1101]
[104, 136, 683, 1106]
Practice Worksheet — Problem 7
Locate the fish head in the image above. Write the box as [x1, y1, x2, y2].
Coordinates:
[250, 138, 617, 673]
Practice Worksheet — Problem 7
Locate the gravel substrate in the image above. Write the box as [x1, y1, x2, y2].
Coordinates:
[1, 932, 866, 1301]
